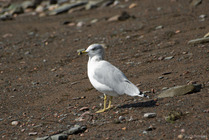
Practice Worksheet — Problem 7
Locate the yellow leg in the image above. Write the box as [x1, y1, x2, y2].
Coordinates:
[106, 96, 112, 109]
[96, 95, 107, 113]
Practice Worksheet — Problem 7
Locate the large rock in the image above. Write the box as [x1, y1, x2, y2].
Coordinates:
[8, 4, 24, 15]
[48, 2, 87, 15]
[35, 125, 87, 140]
[63, 125, 87, 135]
[158, 84, 201, 98]
[85, 0, 104, 10]
[35, 134, 68, 140]
[0, 13, 13, 21]
[21, 1, 35, 9]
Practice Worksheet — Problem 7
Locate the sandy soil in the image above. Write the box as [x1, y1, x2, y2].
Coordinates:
[0, 0, 208, 139]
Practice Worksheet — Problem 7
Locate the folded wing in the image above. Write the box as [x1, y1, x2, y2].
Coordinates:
[93, 61, 140, 96]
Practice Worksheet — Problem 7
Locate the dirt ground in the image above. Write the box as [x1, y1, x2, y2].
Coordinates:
[0, 0, 209, 139]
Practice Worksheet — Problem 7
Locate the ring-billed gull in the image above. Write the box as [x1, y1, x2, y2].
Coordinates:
[79, 44, 147, 113]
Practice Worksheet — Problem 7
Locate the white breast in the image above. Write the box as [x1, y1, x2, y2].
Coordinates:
[87, 58, 119, 96]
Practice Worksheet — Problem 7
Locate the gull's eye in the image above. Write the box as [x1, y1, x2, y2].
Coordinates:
[92, 47, 97, 51]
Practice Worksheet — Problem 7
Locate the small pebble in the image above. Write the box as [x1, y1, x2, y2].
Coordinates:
[119, 116, 126, 121]
[155, 25, 163, 30]
[58, 117, 66, 122]
[12, 88, 17, 91]
[190, 0, 202, 7]
[146, 125, 156, 131]
[80, 133, 84, 136]
[108, 15, 120, 22]
[68, 22, 75, 26]
[181, 129, 185, 133]
[175, 30, 181, 33]
[165, 103, 170, 106]
[75, 117, 85, 122]
[113, 1, 119, 6]
[177, 134, 183, 139]
[143, 130, 147, 134]
[11, 121, 19, 126]
[24, 51, 30, 55]
[91, 19, 98, 24]
[162, 87, 168, 90]
[129, 3, 137, 9]
[199, 14, 206, 19]
[80, 111, 91, 117]
[128, 116, 134, 121]
[31, 81, 39, 85]
[157, 7, 162, 11]
[158, 56, 164, 60]
[79, 107, 89, 111]
[28, 132, 38, 136]
[203, 109, 209, 113]
[122, 127, 126, 130]
[144, 113, 157, 118]
[92, 106, 96, 110]
[77, 21, 84, 27]
[158, 76, 164, 79]
[35, 5, 44, 13]
[53, 113, 58, 117]
[126, 35, 131, 39]
[164, 56, 174, 60]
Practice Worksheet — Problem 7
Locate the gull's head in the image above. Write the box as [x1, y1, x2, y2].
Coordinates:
[81, 44, 105, 59]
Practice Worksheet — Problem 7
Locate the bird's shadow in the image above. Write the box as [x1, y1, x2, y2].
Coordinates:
[118, 99, 157, 108]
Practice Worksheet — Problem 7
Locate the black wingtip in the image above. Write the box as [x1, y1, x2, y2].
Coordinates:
[139, 92, 149, 98]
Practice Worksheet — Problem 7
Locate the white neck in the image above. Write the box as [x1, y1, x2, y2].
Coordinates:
[89, 55, 103, 62]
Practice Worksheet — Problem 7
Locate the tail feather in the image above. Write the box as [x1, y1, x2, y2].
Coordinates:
[123, 80, 141, 96]
[123, 80, 149, 98]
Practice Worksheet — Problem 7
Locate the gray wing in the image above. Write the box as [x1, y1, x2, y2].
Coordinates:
[93, 61, 140, 96]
